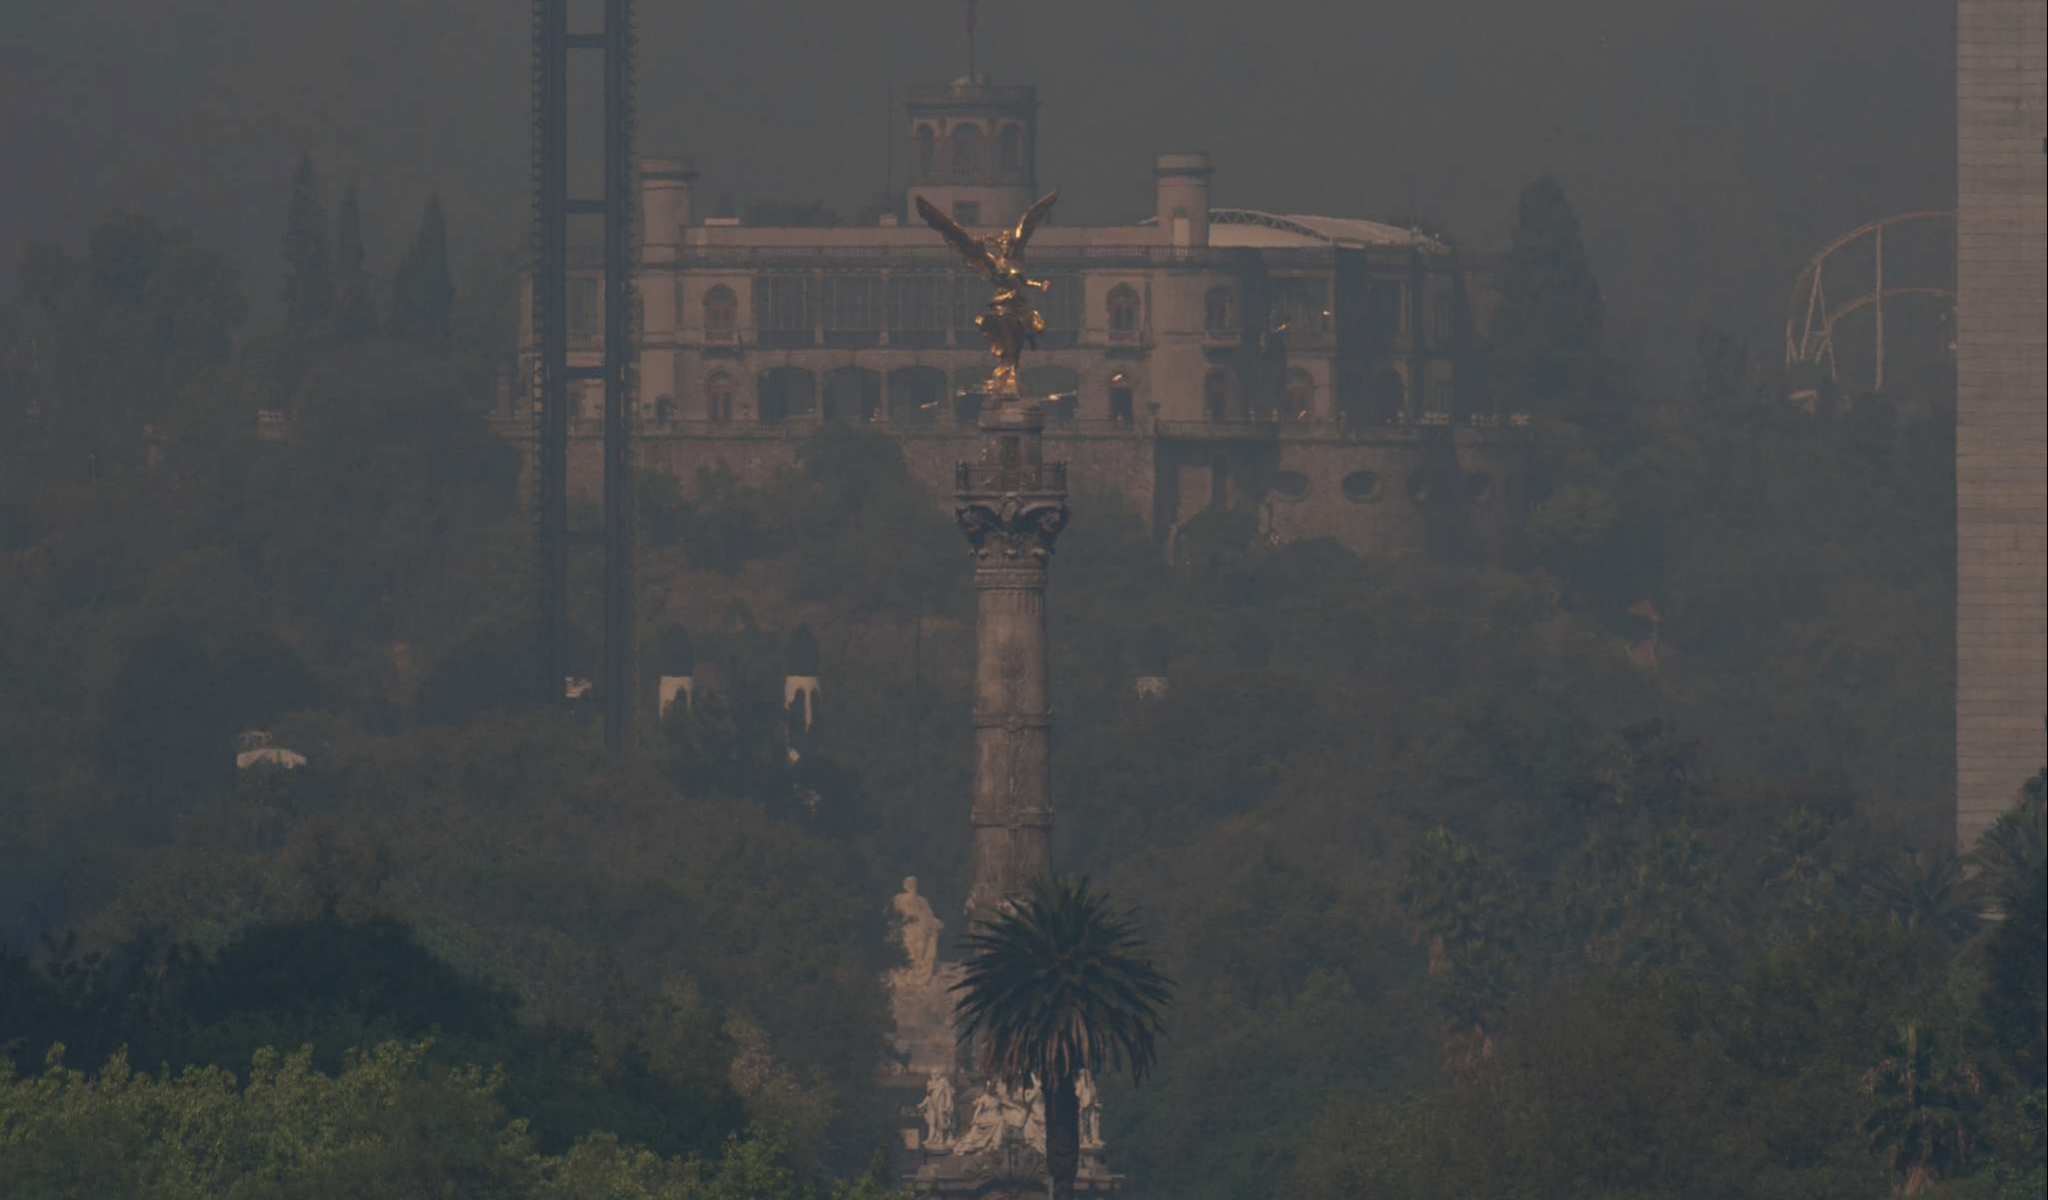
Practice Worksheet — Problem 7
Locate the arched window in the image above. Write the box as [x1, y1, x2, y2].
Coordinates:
[706, 372, 735, 423]
[1106, 285, 1140, 341]
[757, 368, 815, 424]
[822, 274, 882, 347]
[1285, 368, 1315, 421]
[1371, 368, 1407, 423]
[1108, 371, 1135, 425]
[1337, 369, 1366, 429]
[886, 366, 945, 425]
[915, 124, 936, 176]
[1204, 368, 1241, 422]
[822, 367, 880, 423]
[952, 366, 987, 426]
[1203, 286, 1237, 334]
[703, 285, 737, 341]
[999, 124, 1023, 172]
[1341, 470, 1382, 503]
[1021, 366, 1080, 425]
[949, 123, 983, 178]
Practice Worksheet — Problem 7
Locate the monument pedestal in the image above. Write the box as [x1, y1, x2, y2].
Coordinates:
[882, 1071, 1122, 1198]
[904, 1147, 1120, 1198]
[890, 178, 1124, 1195]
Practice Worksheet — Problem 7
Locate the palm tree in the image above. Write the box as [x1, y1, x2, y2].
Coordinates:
[951, 876, 1173, 1200]
[1860, 847, 1980, 946]
[1966, 775, 2047, 1087]
[1861, 1020, 1987, 1196]
[1969, 772, 2047, 919]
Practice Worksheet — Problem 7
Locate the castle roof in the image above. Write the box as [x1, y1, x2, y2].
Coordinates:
[1142, 208, 1447, 252]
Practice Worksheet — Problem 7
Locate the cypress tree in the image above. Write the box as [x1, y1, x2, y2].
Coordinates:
[1489, 176, 1604, 420]
[392, 195, 453, 350]
[281, 153, 333, 329]
[333, 179, 376, 341]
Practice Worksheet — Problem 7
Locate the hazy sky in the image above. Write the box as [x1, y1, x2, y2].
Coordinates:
[2, 0, 1953, 374]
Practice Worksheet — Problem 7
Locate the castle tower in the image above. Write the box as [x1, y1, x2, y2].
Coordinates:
[1153, 151, 1213, 249]
[956, 399, 1069, 923]
[905, 76, 1039, 230]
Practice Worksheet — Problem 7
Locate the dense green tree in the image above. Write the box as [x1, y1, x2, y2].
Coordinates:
[1968, 779, 2046, 1088]
[332, 178, 376, 341]
[1489, 175, 1605, 421]
[1398, 826, 1528, 1043]
[391, 194, 454, 349]
[93, 622, 319, 814]
[281, 153, 333, 330]
[1862, 1021, 1989, 1197]
[416, 622, 569, 726]
[8, 214, 247, 472]
[0, 1040, 900, 1199]
[1861, 849, 1980, 946]
[952, 877, 1173, 1200]
[783, 426, 964, 614]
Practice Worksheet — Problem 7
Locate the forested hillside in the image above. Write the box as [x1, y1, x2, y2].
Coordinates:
[1, 182, 2039, 1199]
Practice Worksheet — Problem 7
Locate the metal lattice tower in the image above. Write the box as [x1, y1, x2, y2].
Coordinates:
[532, 0, 637, 755]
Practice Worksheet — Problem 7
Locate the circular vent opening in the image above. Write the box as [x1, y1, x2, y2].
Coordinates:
[1341, 470, 1381, 503]
[1271, 471, 1310, 501]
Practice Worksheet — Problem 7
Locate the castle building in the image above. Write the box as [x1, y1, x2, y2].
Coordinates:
[514, 71, 1528, 557]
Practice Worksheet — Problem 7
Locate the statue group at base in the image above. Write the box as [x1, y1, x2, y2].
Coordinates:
[917, 1069, 1102, 1159]
[888, 882, 1108, 1169]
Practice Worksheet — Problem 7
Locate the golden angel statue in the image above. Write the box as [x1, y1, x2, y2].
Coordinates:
[915, 190, 1060, 398]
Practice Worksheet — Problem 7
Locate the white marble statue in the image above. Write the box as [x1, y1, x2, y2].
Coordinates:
[955, 1084, 1007, 1155]
[884, 877, 961, 1076]
[1019, 1074, 1046, 1153]
[996, 1080, 1028, 1143]
[891, 876, 942, 981]
[1077, 1068, 1102, 1149]
[917, 1072, 956, 1149]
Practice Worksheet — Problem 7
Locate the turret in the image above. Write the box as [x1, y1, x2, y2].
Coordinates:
[639, 156, 696, 267]
[1154, 152, 1212, 249]
[904, 76, 1039, 229]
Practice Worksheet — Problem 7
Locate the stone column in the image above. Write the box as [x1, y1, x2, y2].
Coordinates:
[955, 398, 1069, 924]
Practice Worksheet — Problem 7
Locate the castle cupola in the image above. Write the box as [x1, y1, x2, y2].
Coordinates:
[904, 74, 1039, 231]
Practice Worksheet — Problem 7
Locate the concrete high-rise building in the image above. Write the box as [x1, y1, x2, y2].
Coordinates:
[1955, 0, 2047, 848]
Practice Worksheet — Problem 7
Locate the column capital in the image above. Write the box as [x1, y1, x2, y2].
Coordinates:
[972, 708, 1054, 730]
[956, 493, 1070, 562]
